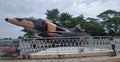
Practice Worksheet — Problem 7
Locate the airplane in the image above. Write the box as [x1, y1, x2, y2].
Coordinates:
[5, 18, 90, 37]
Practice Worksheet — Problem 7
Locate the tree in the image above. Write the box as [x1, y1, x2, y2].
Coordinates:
[97, 10, 118, 20]
[21, 29, 34, 38]
[85, 18, 103, 36]
[97, 10, 120, 35]
[69, 15, 86, 28]
[76, 15, 87, 26]
[45, 8, 59, 22]
[18, 36, 23, 39]
[59, 12, 72, 27]
[45, 9, 86, 28]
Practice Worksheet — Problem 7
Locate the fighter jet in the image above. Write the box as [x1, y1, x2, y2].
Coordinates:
[5, 18, 89, 37]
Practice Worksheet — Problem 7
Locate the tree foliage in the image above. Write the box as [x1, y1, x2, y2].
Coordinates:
[59, 12, 72, 27]
[97, 10, 120, 36]
[45, 8, 59, 22]
[45, 9, 120, 36]
[22, 30, 34, 38]
[22, 9, 120, 37]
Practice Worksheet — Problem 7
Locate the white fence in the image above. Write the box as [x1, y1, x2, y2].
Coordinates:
[0, 36, 120, 55]
[18, 36, 120, 55]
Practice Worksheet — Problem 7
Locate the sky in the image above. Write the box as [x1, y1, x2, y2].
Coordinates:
[0, 0, 120, 38]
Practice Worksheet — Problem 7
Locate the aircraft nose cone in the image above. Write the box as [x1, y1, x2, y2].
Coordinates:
[5, 18, 8, 21]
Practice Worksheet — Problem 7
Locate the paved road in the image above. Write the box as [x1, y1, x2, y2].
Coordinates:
[0, 54, 120, 62]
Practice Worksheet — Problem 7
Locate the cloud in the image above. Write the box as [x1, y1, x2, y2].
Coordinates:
[0, 0, 119, 38]
[64, 0, 120, 18]
[0, 26, 25, 38]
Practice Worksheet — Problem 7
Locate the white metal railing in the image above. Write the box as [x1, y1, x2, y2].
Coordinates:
[0, 36, 120, 55]
[18, 36, 120, 55]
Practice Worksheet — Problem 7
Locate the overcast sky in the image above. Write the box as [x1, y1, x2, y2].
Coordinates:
[0, 0, 120, 38]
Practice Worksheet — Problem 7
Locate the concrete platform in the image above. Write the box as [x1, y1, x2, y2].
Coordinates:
[30, 47, 113, 55]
